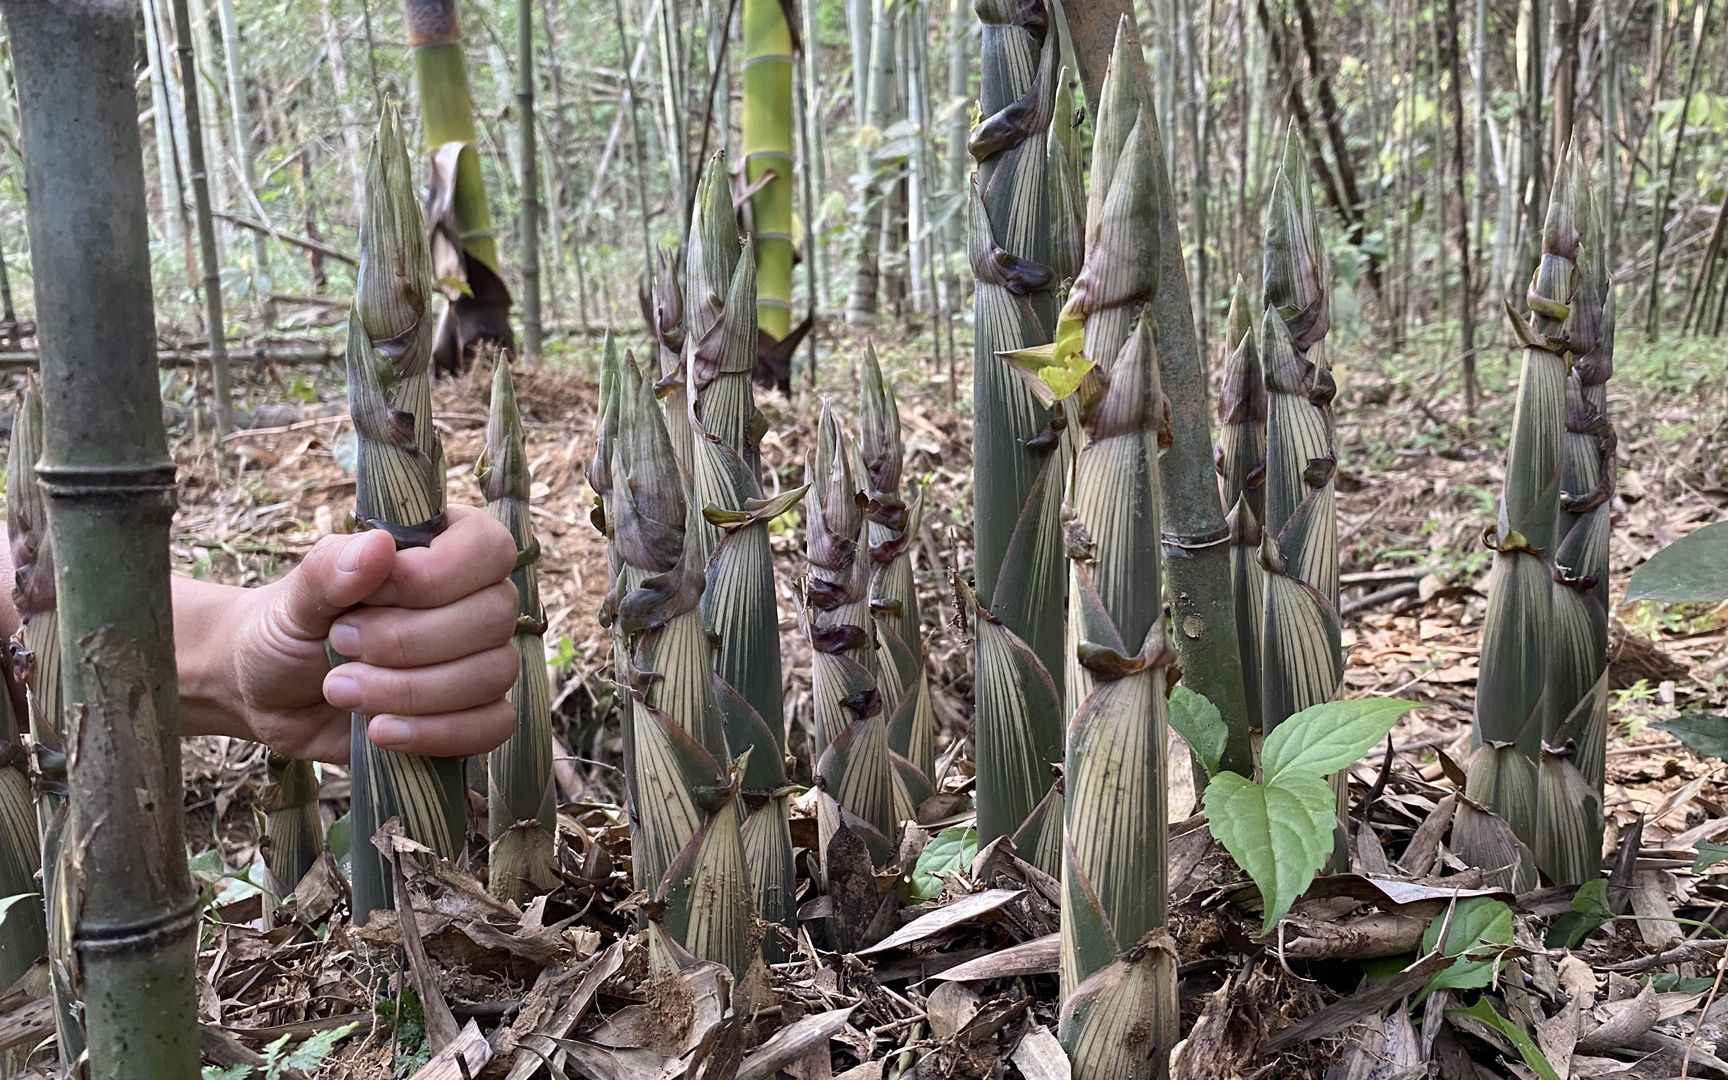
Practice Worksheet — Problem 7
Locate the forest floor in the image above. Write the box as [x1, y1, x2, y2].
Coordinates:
[2, 315, 1726, 1078]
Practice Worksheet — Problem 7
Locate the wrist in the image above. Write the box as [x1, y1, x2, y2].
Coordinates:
[172, 576, 256, 740]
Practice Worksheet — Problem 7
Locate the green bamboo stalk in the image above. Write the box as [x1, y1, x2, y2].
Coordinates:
[807, 405, 896, 863]
[480, 359, 557, 901]
[607, 353, 755, 978]
[685, 157, 805, 950]
[1463, 144, 1581, 890]
[405, 0, 514, 372]
[860, 346, 936, 808]
[969, 0, 1068, 871]
[516, 0, 543, 358]
[742, 0, 797, 341]
[1215, 280, 1265, 741]
[5, 3, 201, 1071]
[346, 105, 468, 925]
[1538, 168, 1613, 886]
[171, 0, 235, 435]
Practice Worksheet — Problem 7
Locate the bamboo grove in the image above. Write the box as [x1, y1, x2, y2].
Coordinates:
[0, 0, 1700, 1075]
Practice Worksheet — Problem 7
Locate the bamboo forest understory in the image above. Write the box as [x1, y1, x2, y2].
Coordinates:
[0, 0, 1726, 1076]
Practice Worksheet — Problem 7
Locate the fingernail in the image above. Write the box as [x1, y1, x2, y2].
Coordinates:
[328, 622, 361, 656]
[337, 534, 365, 573]
[324, 675, 362, 710]
[369, 716, 412, 748]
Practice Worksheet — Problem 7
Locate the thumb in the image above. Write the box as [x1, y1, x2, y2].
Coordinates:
[270, 529, 396, 643]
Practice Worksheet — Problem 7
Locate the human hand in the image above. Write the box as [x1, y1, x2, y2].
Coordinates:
[214, 504, 520, 763]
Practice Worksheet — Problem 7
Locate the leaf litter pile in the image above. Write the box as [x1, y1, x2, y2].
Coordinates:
[2, 332, 1725, 1079]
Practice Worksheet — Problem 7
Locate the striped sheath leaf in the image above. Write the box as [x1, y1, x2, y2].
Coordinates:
[480, 358, 556, 900]
[1058, 936, 1179, 1080]
[861, 347, 936, 795]
[656, 775, 756, 981]
[1215, 277, 1266, 525]
[643, 248, 693, 472]
[608, 352, 755, 976]
[969, 0, 1067, 859]
[1058, 323, 1172, 1046]
[806, 406, 895, 862]
[1053, 32, 1177, 1069]
[1262, 130, 1330, 356]
[971, 587, 1062, 855]
[8, 386, 62, 755]
[1537, 166, 1614, 885]
[1473, 545, 1554, 757]
[5, 385, 75, 1051]
[1260, 147, 1343, 872]
[1467, 144, 1580, 883]
[1222, 292, 1269, 736]
[1047, 73, 1085, 294]
[346, 106, 466, 924]
[1258, 311, 1342, 732]
[1227, 496, 1265, 737]
[1456, 758, 1539, 892]
[685, 204, 799, 942]
[260, 757, 323, 899]
[1534, 750, 1603, 888]
[0, 737, 45, 989]
[1466, 148, 1584, 887]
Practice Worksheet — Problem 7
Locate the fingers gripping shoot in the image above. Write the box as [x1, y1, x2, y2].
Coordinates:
[224, 504, 519, 763]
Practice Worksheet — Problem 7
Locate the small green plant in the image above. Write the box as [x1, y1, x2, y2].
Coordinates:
[377, 991, 432, 1077]
[202, 1021, 358, 1080]
[547, 633, 579, 677]
[908, 825, 977, 901]
[1193, 697, 1418, 932]
[1420, 896, 1514, 997]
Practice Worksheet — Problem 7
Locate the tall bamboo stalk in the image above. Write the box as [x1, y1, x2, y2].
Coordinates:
[216, 0, 275, 328]
[743, 0, 798, 342]
[4, 3, 201, 1072]
[517, 0, 543, 359]
[969, 0, 1068, 870]
[1644, 0, 1712, 340]
[171, 0, 235, 436]
[346, 106, 468, 924]
[405, 0, 515, 373]
[481, 359, 556, 900]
